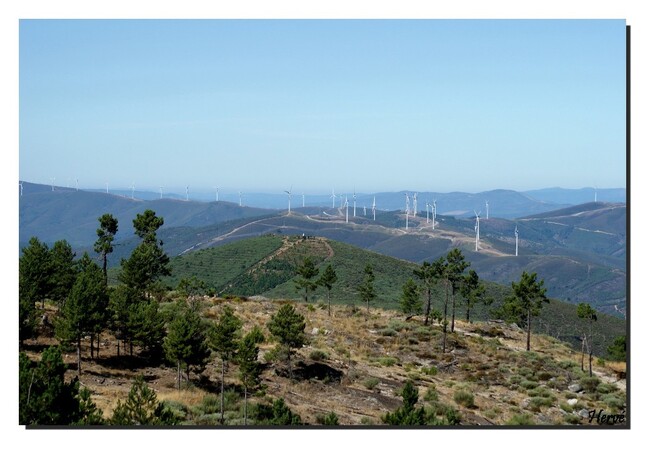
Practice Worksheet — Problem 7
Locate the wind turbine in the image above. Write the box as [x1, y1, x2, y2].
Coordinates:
[131, 183, 135, 199]
[413, 193, 418, 217]
[425, 202, 430, 223]
[345, 196, 349, 223]
[594, 186, 598, 203]
[105, 181, 109, 194]
[432, 199, 437, 221]
[474, 210, 481, 251]
[363, 205, 367, 216]
[515, 225, 519, 257]
[75, 179, 79, 192]
[159, 186, 163, 199]
[331, 189, 336, 208]
[405, 193, 410, 230]
[485, 200, 489, 220]
[239, 191, 243, 207]
[50, 177, 55, 192]
[302, 192, 305, 208]
[372, 196, 376, 221]
[353, 188, 357, 217]
[214, 186, 219, 202]
[284, 187, 292, 215]
[19, 181, 23, 196]
[185, 185, 189, 201]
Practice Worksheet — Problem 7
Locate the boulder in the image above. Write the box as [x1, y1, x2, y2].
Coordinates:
[568, 383, 583, 393]
[578, 409, 590, 419]
[567, 398, 578, 406]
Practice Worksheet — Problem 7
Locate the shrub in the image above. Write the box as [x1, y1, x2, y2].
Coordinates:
[596, 383, 618, 395]
[309, 350, 329, 362]
[199, 394, 221, 414]
[527, 396, 554, 412]
[363, 377, 380, 390]
[579, 376, 601, 393]
[379, 328, 398, 337]
[316, 411, 340, 425]
[602, 394, 626, 411]
[423, 386, 439, 402]
[507, 413, 535, 425]
[360, 416, 375, 425]
[453, 389, 475, 408]
[564, 414, 581, 424]
[374, 356, 398, 367]
[421, 365, 438, 376]
[521, 380, 538, 390]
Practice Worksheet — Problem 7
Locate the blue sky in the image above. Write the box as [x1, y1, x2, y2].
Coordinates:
[19, 19, 626, 194]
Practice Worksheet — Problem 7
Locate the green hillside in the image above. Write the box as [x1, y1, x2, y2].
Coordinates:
[152, 235, 624, 357]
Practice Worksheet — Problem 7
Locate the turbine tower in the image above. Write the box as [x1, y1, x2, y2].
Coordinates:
[302, 192, 305, 208]
[75, 179, 79, 192]
[485, 200, 489, 220]
[131, 183, 135, 199]
[214, 186, 219, 202]
[284, 187, 292, 215]
[353, 189, 357, 217]
[425, 202, 430, 223]
[185, 185, 189, 201]
[405, 193, 410, 230]
[363, 205, 367, 216]
[594, 186, 598, 203]
[515, 225, 519, 257]
[474, 210, 481, 251]
[413, 193, 418, 217]
[159, 186, 163, 199]
[239, 191, 243, 207]
[19, 181, 23, 196]
[372, 196, 376, 221]
[345, 196, 349, 223]
[331, 189, 336, 208]
[105, 182, 109, 194]
[432, 199, 437, 221]
[50, 177, 55, 192]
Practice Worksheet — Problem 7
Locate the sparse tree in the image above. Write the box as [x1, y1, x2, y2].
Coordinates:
[164, 299, 211, 389]
[607, 336, 626, 362]
[577, 302, 598, 376]
[294, 257, 319, 302]
[399, 278, 422, 317]
[49, 240, 78, 307]
[20, 237, 52, 319]
[110, 376, 178, 425]
[413, 260, 441, 325]
[460, 269, 488, 323]
[502, 271, 549, 352]
[177, 276, 208, 300]
[237, 326, 265, 425]
[55, 253, 108, 375]
[357, 264, 377, 314]
[382, 380, 426, 425]
[317, 264, 338, 316]
[94, 213, 118, 284]
[267, 304, 306, 378]
[446, 249, 470, 333]
[127, 297, 166, 358]
[210, 305, 242, 424]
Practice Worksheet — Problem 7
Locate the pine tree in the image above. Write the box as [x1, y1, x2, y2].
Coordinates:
[317, 264, 338, 317]
[164, 299, 211, 389]
[55, 253, 108, 375]
[577, 302, 598, 376]
[382, 380, 426, 425]
[94, 213, 118, 285]
[237, 326, 265, 425]
[49, 240, 78, 307]
[357, 264, 377, 314]
[460, 269, 488, 323]
[413, 260, 443, 325]
[20, 237, 52, 331]
[110, 376, 178, 425]
[294, 257, 319, 302]
[399, 278, 422, 317]
[210, 305, 242, 424]
[267, 304, 306, 378]
[446, 248, 470, 333]
[502, 271, 549, 351]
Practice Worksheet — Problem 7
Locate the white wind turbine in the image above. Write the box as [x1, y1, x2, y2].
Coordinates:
[50, 177, 55, 191]
[363, 205, 367, 216]
[474, 210, 481, 251]
[432, 200, 437, 230]
[284, 187, 293, 215]
[185, 185, 189, 201]
[405, 193, 410, 230]
[214, 186, 219, 202]
[345, 196, 349, 223]
[75, 178, 79, 192]
[425, 202, 430, 223]
[353, 189, 357, 217]
[159, 186, 163, 199]
[412, 193, 418, 217]
[372, 196, 376, 221]
[331, 189, 336, 208]
[19, 181, 23, 196]
[239, 191, 243, 207]
[302, 192, 305, 208]
[515, 225, 519, 257]
[485, 200, 489, 220]
[105, 181, 109, 194]
[594, 186, 598, 203]
[131, 183, 135, 199]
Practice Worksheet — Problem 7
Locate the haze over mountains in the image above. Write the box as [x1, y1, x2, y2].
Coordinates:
[19, 181, 627, 318]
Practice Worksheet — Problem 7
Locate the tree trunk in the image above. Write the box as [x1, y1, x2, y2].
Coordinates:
[177, 360, 181, 390]
[90, 334, 95, 360]
[77, 337, 82, 376]
[288, 350, 293, 379]
[102, 254, 108, 286]
[96, 334, 100, 359]
[424, 288, 431, 326]
[244, 385, 248, 426]
[221, 359, 226, 424]
[328, 290, 331, 317]
[451, 289, 456, 333]
[466, 300, 471, 323]
[117, 338, 120, 357]
[129, 341, 133, 357]
[589, 349, 593, 377]
[581, 336, 586, 371]
[442, 282, 449, 353]
[526, 309, 531, 351]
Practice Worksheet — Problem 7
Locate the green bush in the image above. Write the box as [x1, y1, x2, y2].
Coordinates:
[453, 389, 475, 408]
[602, 394, 626, 411]
[564, 414, 581, 425]
[363, 377, 380, 390]
[521, 380, 539, 390]
[309, 350, 329, 362]
[423, 386, 439, 402]
[527, 396, 554, 412]
[199, 394, 221, 414]
[374, 356, 398, 367]
[316, 411, 340, 425]
[421, 365, 438, 376]
[379, 328, 398, 337]
[579, 376, 601, 393]
[507, 413, 535, 425]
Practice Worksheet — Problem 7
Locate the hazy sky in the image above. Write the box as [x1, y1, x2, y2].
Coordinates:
[19, 19, 626, 194]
